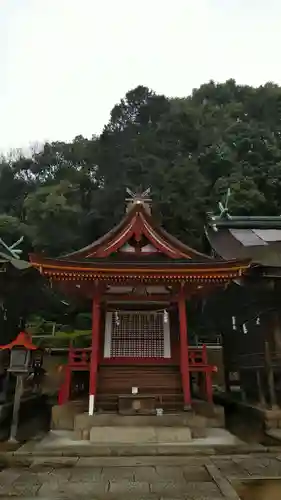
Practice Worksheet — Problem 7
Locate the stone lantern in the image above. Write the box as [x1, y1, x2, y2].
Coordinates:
[0, 332, 38, 442]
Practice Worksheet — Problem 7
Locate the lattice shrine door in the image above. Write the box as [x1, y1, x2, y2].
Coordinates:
[103, 311, 171, 358]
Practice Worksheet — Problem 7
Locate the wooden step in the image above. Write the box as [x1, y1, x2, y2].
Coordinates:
[95, 397, 184, 413]
[96, 364, 183, 412]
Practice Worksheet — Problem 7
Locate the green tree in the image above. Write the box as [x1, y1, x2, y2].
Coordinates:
[24, 181, 83, 254]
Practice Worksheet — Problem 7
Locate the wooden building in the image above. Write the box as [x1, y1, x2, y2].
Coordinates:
[0, 236, 44, 409]
[30, 190, 250, 416]
[205, 210, 281, 413]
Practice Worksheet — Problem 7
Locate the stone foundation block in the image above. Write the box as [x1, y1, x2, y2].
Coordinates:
[89, 425, 192, 444]
[52, 402, 85, 430]
[155, 427, 192, 443]
[90, 426, 156, 443]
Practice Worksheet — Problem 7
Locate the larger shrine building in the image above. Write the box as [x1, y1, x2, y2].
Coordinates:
[30, 190, 250, 415]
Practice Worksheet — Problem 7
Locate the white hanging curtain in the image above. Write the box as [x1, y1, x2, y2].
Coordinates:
[104, 310, 171, 358]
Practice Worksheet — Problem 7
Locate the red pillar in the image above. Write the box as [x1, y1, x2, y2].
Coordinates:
[58, 345, 73, 405]
[178, 293, 191, 409]
[58, 366, 71, 405]
[89, 296, 101, 415]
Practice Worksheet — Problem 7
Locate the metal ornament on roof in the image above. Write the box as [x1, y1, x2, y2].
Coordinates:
[126, 187, 152, 204]
[125, 187, 152, 214]
[211, 189, 231, 232]
[0, 236, 24, 261]
[218, 188, 231, 219]
[0, 236, 31, 271]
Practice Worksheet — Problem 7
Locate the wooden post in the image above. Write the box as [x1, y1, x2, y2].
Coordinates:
[256, 369, 266, 407]
[202, 344, 213, 404]
[178, 293, 191, 409]
[265, 341, 277, 409]
[0, 372, 9, 403]
[89, 296, 101, 415]
[222, 333, 231, 394]
[239, 370, 247, 403]
[224, 369, 231, 394]
[9, 374, 24, 442]
[272, 307, 281, 358]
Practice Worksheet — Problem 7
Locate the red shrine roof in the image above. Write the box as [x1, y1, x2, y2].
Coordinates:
[63, 201, 211, 261]
[29, 190, 251, 283]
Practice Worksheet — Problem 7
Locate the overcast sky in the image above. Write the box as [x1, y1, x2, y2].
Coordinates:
[0, 0, 280, 153]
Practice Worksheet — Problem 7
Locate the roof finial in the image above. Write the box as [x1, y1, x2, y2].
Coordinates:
[0, 236, 24, 260]
[125, 187, 152, 214]
[218, 188, 231, 219]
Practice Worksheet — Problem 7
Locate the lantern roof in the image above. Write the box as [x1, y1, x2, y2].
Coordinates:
[0, 331, 37, 350]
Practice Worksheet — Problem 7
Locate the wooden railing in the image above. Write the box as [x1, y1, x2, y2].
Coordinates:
[68, 347, 91, 368]
[189, 345, 217, 373]
[237, 351, 281, 370]
[66, 345, 215, 370]
[58, 344, 217, 405]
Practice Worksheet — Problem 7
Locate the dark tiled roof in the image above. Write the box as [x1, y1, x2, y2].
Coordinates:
[206, 213, 281, 229]
[205, 213, 281, 266]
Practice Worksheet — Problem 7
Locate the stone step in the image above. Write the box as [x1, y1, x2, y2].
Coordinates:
[0, 494, 225, 500]
[74, 412, 208, 440]
[1, 442, 267, 469]
[52, 402, 224, 431]
[3, 451, 271, 470]
[89, 425, 192, 444]
[0, 446, 219, 463]
[76, 412, 206, 427]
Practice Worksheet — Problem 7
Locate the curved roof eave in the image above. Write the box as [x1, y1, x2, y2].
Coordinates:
[61, 203, 213, 262]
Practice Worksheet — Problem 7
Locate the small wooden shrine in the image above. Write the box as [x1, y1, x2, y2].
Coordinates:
[30, 189, 250, 415]
[0, 236, 36, 345]
[205, 207, 281, 412]
[0, 235, 40, 400]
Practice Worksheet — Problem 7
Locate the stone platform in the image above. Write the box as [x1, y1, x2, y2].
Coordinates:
[2, 451, 281, 498]
[51, 400, 225, 431]
[216, 391, 281, 434]
[74, 413, 215, 440]
[0, 455, 236, 499]
[41, 405, 247, 458]
[11, 427, 245, 460]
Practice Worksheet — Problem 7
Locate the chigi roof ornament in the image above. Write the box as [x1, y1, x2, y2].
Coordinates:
[208, 188, 232, 232]
[218, 188, 231, 219]
[125, 187, 152, 214]
[0, 235, 24, 260]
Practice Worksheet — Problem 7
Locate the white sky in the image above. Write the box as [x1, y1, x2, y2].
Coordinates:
[0, 0, 281, 152]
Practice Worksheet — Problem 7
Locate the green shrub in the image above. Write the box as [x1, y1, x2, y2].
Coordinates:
[75, 313, 92, 330]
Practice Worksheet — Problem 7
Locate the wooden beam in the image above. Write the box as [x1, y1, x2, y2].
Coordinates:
[102, 294, 176, 303]
[96, 222, 136, 257]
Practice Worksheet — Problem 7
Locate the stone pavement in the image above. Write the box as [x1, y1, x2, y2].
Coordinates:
[1, 453, 281, 499]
